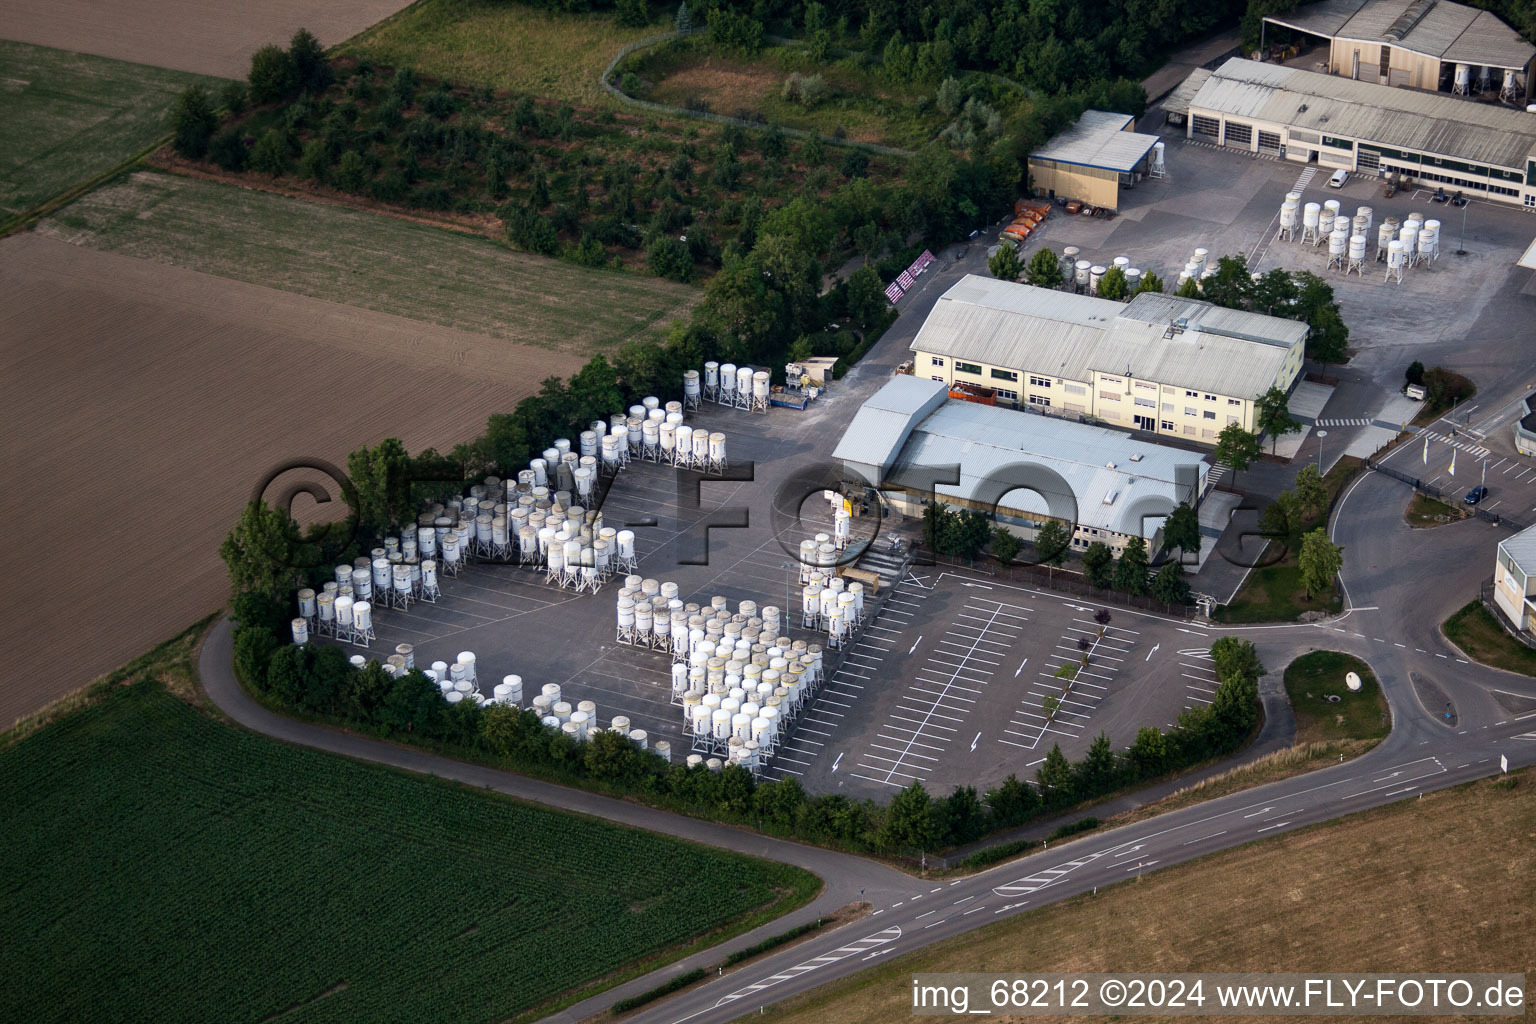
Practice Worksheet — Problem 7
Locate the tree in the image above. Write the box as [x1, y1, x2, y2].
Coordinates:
[1211, 636, 1264, 684]
[1175, 275, 1201, 298]
[1035, 519, 1070, 579]
[988, 244, 1022, 282]
[1200, 254, 1254, 310]
[249, 129, 290, 176]
[1150, 561, 1190, 608]
[1024, 247, 1060, 288]
[1075, 732, 1118, 796]
[616, 0, 650, 27]
[1113, 536, 1150, 595]
[248, 44, 298, 104]
[1082, 541, 1113, 589]
[1405, 360, 1426, 388]
[218, 80, 248, 116]
[1260, 489, 1299, 537]
[1163, 502, 1200, 560]
[938, 785, 987, 846]
[1133, 270, 1164, 295]
[984, 774, 1041, 827]
[347, 437, 411, 537]
[883, 782, 939, 851]
[1128, 726, 1169, 778]
[1294, 462, 1327, 524]
[675, 1, 693, 34]
[845, 265, 887, 329]
[1213, 423, 1261, 487]
[209, 127, 248, 170]
[1297, 527, 1343, 599]
[288, 28, 331, 94]
[335, 149, 368, 192]
[297, 138, 329, 182]
[990, 525, 1022, 564]
[1096, 264, 1128, 300]
[169, 85, 218, 159]
[1422, 367, 1474, 409]
[1255, 385, 1300, 455]
[1250, 268, 1297, 315]
[646, 235, 692, 281]
[1293, 271, 1349, 366]
[220, 499, 304, 601]
[1036, 743, 1074, 805]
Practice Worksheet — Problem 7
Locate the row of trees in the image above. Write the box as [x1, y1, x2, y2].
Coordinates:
[988, 245, 1165, 299]
[1185, 254, 1349, 367]
[230, 582, 1265, 856]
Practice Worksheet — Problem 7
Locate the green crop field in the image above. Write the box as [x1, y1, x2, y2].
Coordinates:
[339, 0, 656, 108]
[0, 681, 816, 1024]
[38, 171, 699, 355]
[0, 40, 225, 220]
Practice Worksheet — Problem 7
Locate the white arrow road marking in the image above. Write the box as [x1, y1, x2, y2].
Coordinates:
[1145, 643, 1160, 662]
[1242, 806, 1274, 818]
[831, 752, 843, 773]
[971, 732, 981, 751]
[1015, 658, 1028, 677]
[909, 636, 922, 654]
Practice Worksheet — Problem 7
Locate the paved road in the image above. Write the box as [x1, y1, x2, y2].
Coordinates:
[195, 244, 1536, 1022]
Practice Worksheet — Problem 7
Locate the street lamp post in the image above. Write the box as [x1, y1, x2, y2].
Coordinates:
[1316, 429, 1328, 469]
[1456, 201, 1468, 256]
[780, 561, 794, 625]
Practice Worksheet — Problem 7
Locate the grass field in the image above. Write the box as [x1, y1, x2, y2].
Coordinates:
[0, 678, 816, 1024]
[39, 171, 698, 355]
[762, 772, 1535, 1024]
[0, 41, 225, 220]
[1443, 600, 1536, 676]
[338, 0, 656, 108]
[1405, 492, 1467, 527]
[623, 38, 952, 147]
[1282, 650, 1389, 744]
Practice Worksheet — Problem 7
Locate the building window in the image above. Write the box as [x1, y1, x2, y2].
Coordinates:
[1227, 414, 1239, 425]
[1203, 410, 1216, 420]
[955, 361, 982, 375]
[1065, 402, 1085, 413]
[1204, 394, 1216, 401]
[1029, 375, 1051, 388]
[1135, 381, 1157, 391]
[931, 375, 945, 382]
[1228, 398, 1241, 406]
[930, 356, 944, 367]
[1160, 420, 1175, 431]
[1184, 406, 1198, 417]
[994, 387, 1019, 401]
[1525, 194, 1536, 208]
[1185, 389, 1199, 397]
[990, 367, 1018, 382]
[1064, 383, 1087, 396]
[1029, 394, 1050, 407]
[1099, 375, 1123, 386]
[1134, 396, 1155, 409]
[1099, 390, 1121, 402]
[1162, 402, 1174, 412]
[1202, 428, 1217, 439]
[1184, 425, 1197, 436]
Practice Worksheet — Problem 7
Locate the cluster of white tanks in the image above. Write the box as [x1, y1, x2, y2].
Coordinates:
[1067, 251, 1144, 296]
[1277, 193, 1441, 281]
[793, 536, 867, 647]
[1451, 62, 1522, 103]
[298, 529, 454, 647]
[1173, 246, 1213, 293]
[699, 361, 772, 413]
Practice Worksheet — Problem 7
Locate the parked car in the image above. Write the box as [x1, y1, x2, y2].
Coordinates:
[1327, 169, 1349, 189]
[1464, 486, 1489, 505]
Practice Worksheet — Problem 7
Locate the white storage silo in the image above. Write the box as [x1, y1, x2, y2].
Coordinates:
[291, 618, 309, 645]
[1074, 259, 1091, 288]
[1089, 265, 1106, 293]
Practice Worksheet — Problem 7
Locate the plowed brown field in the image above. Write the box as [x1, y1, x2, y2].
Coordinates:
[0, 233, 581, 727]
[0, 0, 413, 79]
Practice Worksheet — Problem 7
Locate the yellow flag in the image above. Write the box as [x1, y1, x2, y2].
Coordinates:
[1449, 450, 1456, 477]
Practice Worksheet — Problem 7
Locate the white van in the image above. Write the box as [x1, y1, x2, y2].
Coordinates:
[1327, 169, 1349, 189]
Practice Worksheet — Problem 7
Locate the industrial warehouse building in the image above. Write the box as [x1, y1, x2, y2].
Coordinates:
[1026, 110, 1163, 212]
[1492, 524, 1536, 633]
[1259, 0, 1534, 100]
[1168, 57, 1536, 208]
[909, 276, 1308, 445]
[834, 377, 1208, 556]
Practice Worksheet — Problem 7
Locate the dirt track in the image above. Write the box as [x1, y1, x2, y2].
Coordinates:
[0, 0, 413, 78]
[0, 233, 581, 728]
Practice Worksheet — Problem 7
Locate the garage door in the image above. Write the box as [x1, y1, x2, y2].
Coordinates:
[1223, 121, 1252, 147]
[1192, 115, 1220, 139]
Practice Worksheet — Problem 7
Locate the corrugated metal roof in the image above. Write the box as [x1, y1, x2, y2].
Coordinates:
[1264, 0, 1534, 67]
[1163, 67, 1214, 116]
[1189, 57, 1536, 170]
[888, 402, 1207, 536]
[1030, 110, 1161, 172]
[830, 376, 947, 479]
[909, 276, 1304, 399]
[1499, 523, 1536, 572]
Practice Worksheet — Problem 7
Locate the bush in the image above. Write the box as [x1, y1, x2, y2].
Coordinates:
[335, 149, 368, 192]
[218, 80, 248, 116]
[249, 129, 290, 176]
[620, 71, 641, 95]
[208, 127, 249, 171]
[646, 235, 693, 281]
[169, 85, 218, 159]
[781, 72, 828, 109]
[289, 28, 331, 94]
[248, 44, 298, 104]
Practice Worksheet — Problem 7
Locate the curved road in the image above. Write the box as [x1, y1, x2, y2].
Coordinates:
[200, 469, 1536, 1024]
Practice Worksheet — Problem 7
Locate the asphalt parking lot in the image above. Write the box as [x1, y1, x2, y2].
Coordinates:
[765, 569, 1216, 800]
